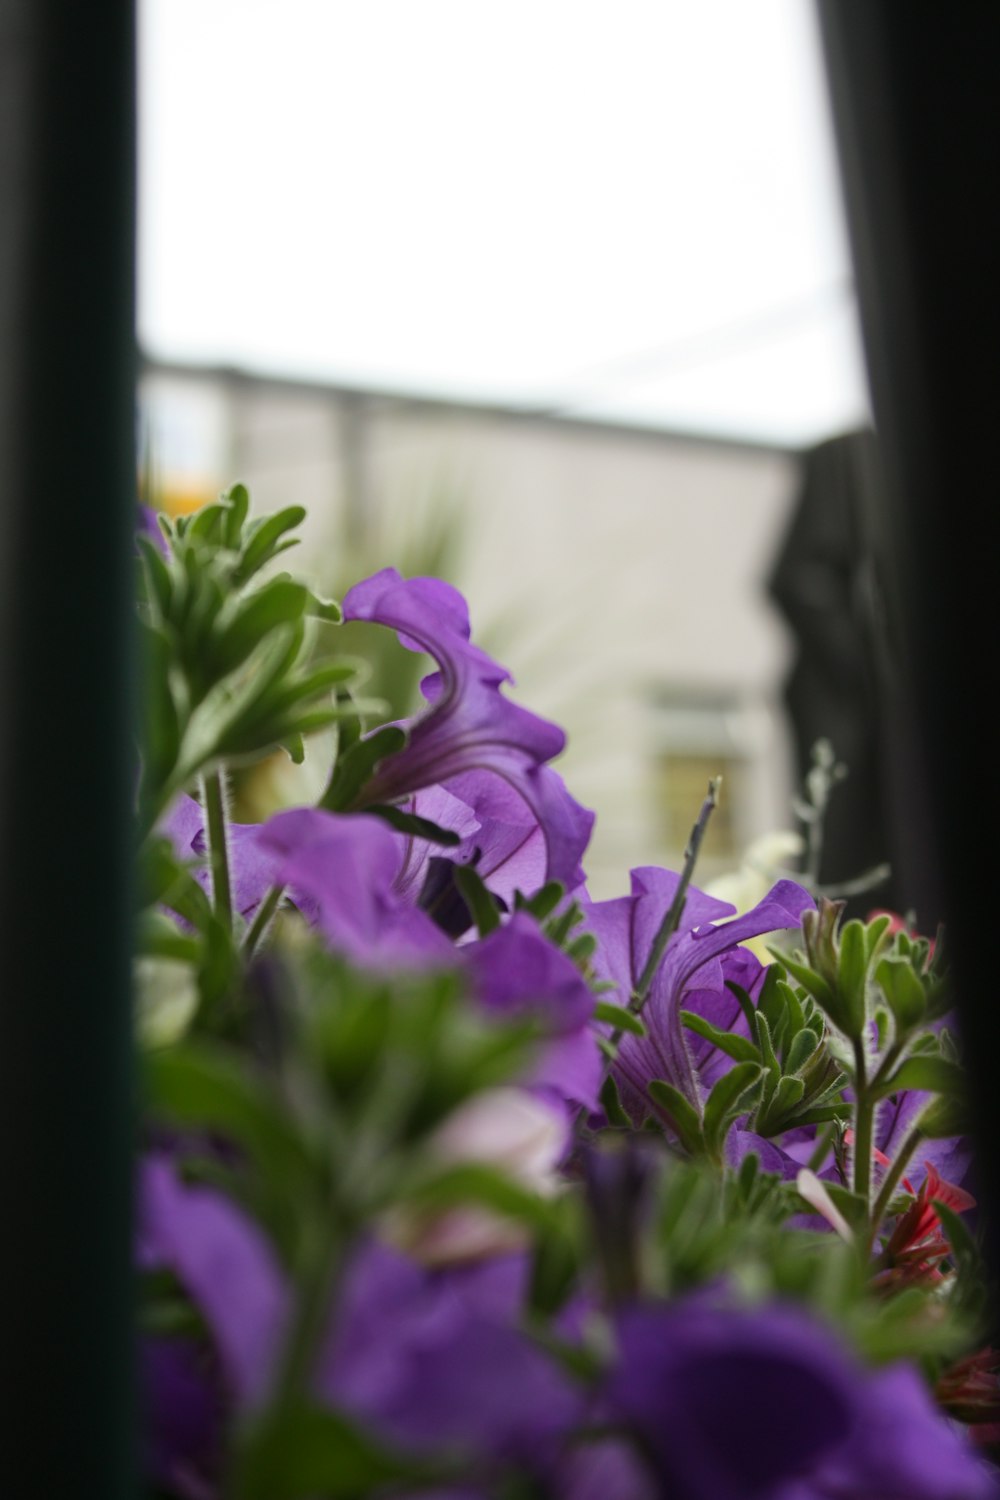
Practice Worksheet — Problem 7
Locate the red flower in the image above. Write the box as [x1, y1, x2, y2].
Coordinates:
[874, 1162, 975, 1290]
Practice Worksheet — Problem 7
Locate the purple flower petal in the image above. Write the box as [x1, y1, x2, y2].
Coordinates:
[160, 793, 282, 923]
[259, 807, 454, 969]
[141, 1337, 224, 1500]
[464, 914, 602, 1108]
[137, 505, 169, 556]
[607, 1298, 997, 1500]
[583, 872, 813, 1118]
[319, 1241, 579, 1465]
[341, 570, 593, 885]
[140, 1156, 289, 1412]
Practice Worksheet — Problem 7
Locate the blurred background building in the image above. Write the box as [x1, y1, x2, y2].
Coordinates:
[139, 0, 877, 899]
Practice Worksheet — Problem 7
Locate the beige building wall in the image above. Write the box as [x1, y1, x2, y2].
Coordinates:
[142, 364, 802, 899]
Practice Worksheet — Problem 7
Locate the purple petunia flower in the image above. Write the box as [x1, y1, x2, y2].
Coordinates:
[259, 807, 453, 969]
[141, 1158, 582, 1488]
[341, 570, 594, 887]
[582, 868, 813, 1120]
[141, 1336, 224, 1500]
[605, 1299, 999, 1500]
[463, 913, 603, 1111]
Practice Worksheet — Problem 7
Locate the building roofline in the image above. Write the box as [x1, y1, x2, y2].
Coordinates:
[140, 353, 802, 460]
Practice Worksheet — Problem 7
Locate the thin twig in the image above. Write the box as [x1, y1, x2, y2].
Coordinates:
[632, 778, 721, 1011]
[577, 779, 721, 1132]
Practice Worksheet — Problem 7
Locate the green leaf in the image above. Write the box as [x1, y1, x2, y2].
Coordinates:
[235, 505, 307, 584]
[135, 618, 182, 816]
[453, 865, 502, 936]
[819, 1181, 870, 1233]
[758, 1074, 805, 1133]
[367, 804, 461, 846]
[515, 882, 565, 921]
[322, 725, 407, 811]
[187, 499, 228, 544]
[933, 1199, 977, 1263]
[753, 1010, 781, 1077]
[235, 1402, 438, 1500]
[737, 1149, 760, 1197]
[137, 535, 174, 621]
[702, 1062, 765, 1158]
[917, 1093, 970, 1138]
[545, 900, 582, 948]
[566, 932, 598, 966]
[213, 579, 309, 672]
[284, 732, 306, 765]
[647, 1080, 704, 1155]
[790, 1103, 852, 1125]
[145, 1044, 311, 1190]
[600, 1073, 631, 1128]
[594, 1000, 647, 1037]
[784, 1027, 819, 1075]
[875, 957, 927, 1031]
[879, 1055, 965, 1098]
[680, 1009, 759, 1064]
[836, 919, 869, 1038]
[304, 586, 343, 623]
[401, 1161, 556, 1233]
[864, 913, 893, 961]
[779, 953, 844, 1033]
[528, 1201, 583, 1317]
[222, 482, 250, 547]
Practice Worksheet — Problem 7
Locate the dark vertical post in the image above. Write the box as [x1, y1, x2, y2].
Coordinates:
[0, 1, 136, 1492]
[817, 3, 1000, 1266]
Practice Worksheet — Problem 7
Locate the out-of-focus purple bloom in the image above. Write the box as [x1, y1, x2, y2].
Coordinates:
[143, 1158, 581, 1482]
[583, 869, 813, 1121]
[464, 913, 602, 1110]
[141, 1156, 289, 1412]
[341, 570, 594, 886]
[141, 1337, 224, 1500]
[137, 505, 169, 556]
[260, 807, 453, 969]
[605, 1299, 998, 1500]
[320, 1241, 582, 1466]
[551, 1440, 657, 1500]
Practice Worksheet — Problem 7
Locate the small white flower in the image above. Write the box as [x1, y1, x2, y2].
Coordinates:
[384, 1087, 567, 1267]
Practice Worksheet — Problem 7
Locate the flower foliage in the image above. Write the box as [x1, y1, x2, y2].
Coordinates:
[135, 491, 999, 1500]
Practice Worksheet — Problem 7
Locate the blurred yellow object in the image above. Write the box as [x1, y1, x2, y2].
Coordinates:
[159, 484, 217, 517]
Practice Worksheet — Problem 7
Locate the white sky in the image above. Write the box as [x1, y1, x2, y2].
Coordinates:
[139, 0, 870, 447]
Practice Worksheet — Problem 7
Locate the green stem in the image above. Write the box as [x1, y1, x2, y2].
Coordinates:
[229, 1228, 346, 1500]
[574, 782, 721, 1138]
[202, 769, 232, 928]
[633, 778, 721, 1009]
[275, 1240, 344, 1406]
[806, 1120, 838, 1173]
[243, 883, 286, 959]
[852, 1036, 873, 1207]
[866, 1124, 924, 1255]
[867, 1039, 903, 1095]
